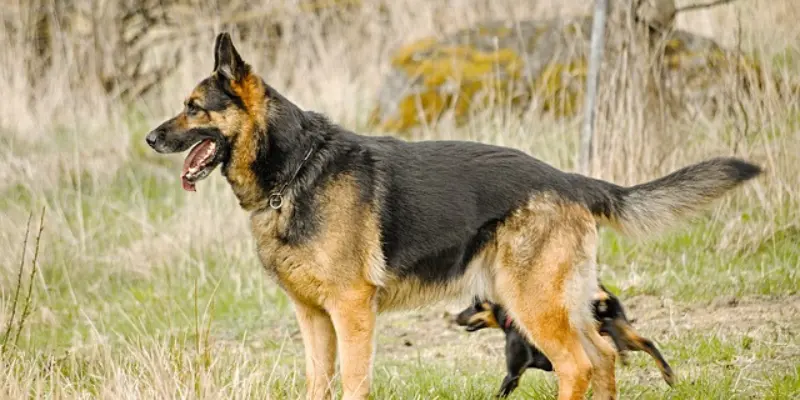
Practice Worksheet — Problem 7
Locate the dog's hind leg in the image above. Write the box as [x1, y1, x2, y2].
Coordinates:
[496, 273, 592, 400]
[494, 220, 594, 399]
[294, 300, 337, 400]
[494, 199, 619, 400]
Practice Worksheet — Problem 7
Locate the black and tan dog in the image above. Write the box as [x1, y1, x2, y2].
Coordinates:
[144, 32, 761, 400]
[455, 285, 675, 398]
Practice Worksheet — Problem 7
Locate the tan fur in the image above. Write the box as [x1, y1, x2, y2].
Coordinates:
[219, 75, 270, 210]
[328, 284, 378, 400]
[230, 73, 268, 127]
[611, 319, 676, 386]
[467, 302, 501, 329]
[251, 174, 382, 306]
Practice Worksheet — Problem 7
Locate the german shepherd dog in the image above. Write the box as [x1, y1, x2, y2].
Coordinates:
[455, 285, 674, 397]
[145, 32, 762, 400]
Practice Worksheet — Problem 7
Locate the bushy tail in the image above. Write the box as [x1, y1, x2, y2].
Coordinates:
[588, 157, 762, 236]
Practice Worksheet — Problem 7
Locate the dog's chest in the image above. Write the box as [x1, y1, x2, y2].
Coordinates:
[246, 176, 386, 307]
[248, 209, 341, 305]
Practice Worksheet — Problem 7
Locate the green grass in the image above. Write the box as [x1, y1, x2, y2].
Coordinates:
[1, 116, 798, 398]
[596, 211, 800, 301]
[1, 142, 796, 399]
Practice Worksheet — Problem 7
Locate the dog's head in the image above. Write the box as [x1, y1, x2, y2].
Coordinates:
[454, 298, 502, 332]
[145, 32, 266, 192]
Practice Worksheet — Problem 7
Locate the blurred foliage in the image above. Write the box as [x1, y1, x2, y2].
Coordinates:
[368, 14, 799, 135]
[1, 0, 364, 101]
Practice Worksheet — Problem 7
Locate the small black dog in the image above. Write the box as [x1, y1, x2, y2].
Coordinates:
[455, 285, 675, 398]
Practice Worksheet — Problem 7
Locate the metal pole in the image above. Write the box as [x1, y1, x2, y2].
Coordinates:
[579, 0, 609, 176]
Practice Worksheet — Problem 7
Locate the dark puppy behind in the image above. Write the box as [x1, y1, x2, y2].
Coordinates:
[457, 300, 554, 397]
[456, 285, 674, 398]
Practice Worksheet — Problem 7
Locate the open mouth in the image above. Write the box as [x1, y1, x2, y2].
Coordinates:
[464, 321, 487, 332]
[181, 139, 220, 192]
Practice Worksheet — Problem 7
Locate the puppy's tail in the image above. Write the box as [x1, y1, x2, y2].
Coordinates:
[578, 157, 762, 237]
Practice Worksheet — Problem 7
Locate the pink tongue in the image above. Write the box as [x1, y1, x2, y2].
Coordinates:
[181, 140, 213, 192]
[182, 177, 196, 192]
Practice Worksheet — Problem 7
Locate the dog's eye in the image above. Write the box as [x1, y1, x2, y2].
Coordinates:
[186, 102, 202, 116]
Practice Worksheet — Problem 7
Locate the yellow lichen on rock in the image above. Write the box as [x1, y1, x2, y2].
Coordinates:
[369, 19, 591, 134]
[397, 46, 523, 88]
[369, 23, 539, 132]
[390, 37, 439, 66]
[368, 17, 788, 135]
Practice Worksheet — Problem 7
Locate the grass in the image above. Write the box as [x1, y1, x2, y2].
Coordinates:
[1, 0, 799, 398]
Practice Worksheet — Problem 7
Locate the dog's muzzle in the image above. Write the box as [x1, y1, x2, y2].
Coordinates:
[145, 127, 180, 154]
[145, 130, 159, 148]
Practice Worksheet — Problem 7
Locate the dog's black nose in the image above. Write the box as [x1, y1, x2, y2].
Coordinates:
[145, 131, 158, 148]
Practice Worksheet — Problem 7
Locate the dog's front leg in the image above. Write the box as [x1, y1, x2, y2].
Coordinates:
[294, 300, 337, 400]
[329, 286, 377, 400]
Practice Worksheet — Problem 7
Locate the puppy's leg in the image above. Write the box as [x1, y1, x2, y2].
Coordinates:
[294, 301, 337, 400]
[600, 318, 630, 365]
[498, 374, 521, 398]
[612, 319, 675, 386]
[497, 333, 533, 398]
[328, 285, 377, 400]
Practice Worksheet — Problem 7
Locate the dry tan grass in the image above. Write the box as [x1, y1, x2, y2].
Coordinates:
[0, 0, 798, 398]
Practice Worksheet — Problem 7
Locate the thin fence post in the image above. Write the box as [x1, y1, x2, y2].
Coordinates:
[579, 0, 609, 176]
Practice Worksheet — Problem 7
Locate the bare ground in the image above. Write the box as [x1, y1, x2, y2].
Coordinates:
[241, 293, 798, 378]
[374, 294, 799, 357]
[360, 293, 800, 393]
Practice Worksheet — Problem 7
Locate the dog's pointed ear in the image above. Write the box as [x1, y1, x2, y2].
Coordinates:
[213, 32, 248, 82]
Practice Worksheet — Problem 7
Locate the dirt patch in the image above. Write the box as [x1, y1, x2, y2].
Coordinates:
[374, 294, 800, 365]
[619, 294, 800, 339]
[232, 293, 799, 383]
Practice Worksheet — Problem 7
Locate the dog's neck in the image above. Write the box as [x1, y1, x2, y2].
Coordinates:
[223, 85, 326, 211]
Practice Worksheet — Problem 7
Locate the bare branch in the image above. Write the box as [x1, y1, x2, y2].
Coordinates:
[2, 212, 33, 352]
[15, 207, 46, 347]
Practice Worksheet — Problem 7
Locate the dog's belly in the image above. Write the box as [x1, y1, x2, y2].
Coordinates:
[375, 247, 497, 312]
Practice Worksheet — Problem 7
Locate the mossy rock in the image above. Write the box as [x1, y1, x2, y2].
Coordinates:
[368, 16, 790, 135]
[369, 18, 593, 132]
